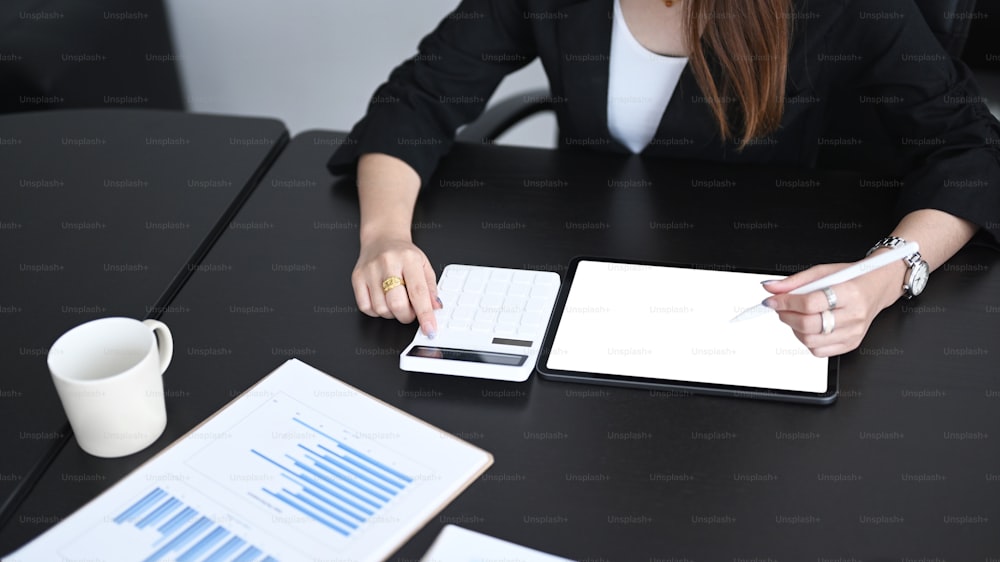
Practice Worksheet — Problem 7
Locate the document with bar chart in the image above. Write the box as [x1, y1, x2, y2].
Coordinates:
[7, 359, 493, 562]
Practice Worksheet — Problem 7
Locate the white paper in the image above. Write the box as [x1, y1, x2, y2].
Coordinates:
[547, 261, 830, 394]
[7, 359, 493, 562]
[421, 525, 573, 562]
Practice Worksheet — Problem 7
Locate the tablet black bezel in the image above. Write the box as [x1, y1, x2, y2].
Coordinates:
[536, 256, 839, 405]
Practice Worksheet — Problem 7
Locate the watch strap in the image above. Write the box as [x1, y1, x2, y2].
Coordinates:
[867, 236, 924, 262]
[867, 236, 928, 299]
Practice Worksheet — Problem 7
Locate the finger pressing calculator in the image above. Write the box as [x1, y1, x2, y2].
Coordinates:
[400, 265, 562, 382]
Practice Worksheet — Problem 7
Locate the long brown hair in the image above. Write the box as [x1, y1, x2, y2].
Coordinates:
[683, 0, 792, 148]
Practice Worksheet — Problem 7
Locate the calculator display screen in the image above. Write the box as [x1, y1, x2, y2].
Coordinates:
[407, 346, 527, 367]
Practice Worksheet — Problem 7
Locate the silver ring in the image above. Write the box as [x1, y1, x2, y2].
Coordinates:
[820, 310, 835, 335]
[822, 287, 837, 311]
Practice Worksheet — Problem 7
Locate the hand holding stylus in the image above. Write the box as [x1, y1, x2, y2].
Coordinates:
[731, 242, 919, 322]
[732, 242, 919, 358]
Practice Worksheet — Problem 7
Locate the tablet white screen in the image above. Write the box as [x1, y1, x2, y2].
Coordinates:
[546, 260, 830, 394]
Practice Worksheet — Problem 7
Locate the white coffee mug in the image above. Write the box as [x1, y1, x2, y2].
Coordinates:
[47, 317, 173, 458]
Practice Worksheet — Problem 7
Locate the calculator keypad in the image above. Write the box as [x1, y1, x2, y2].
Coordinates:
[436, 266, 559, 341]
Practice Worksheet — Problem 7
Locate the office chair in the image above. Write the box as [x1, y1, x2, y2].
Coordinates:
[456, 0, 983, 147]
[0, 0, 184, 114]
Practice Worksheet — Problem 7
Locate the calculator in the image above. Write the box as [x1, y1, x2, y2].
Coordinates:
[400, 265, 562, 382]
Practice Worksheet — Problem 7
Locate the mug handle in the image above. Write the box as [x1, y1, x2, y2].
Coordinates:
[142, 319, 173, 375]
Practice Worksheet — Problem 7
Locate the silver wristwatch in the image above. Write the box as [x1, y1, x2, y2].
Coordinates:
[866, 236, 929, 299]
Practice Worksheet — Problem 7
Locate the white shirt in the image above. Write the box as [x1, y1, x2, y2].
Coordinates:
[607, 0, 689, 153]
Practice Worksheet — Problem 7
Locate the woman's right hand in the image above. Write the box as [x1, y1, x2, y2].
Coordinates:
[352, 235, 442, 338]
[352, 152, 439, 335]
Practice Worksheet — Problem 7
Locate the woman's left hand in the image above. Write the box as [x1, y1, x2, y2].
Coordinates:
[760, 261, 906, 358]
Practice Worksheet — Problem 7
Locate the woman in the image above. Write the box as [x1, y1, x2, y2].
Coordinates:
[328, 0, 1000, 357]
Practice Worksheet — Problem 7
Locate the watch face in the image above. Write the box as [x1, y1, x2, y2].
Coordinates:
[909, 262, 930, 296]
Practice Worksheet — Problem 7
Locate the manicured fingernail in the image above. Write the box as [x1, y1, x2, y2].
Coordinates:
[760, 279, 781, 285]
[435, 296, 444, 308]
[425, 328, 437, 340]
[761, 298, 775, 309]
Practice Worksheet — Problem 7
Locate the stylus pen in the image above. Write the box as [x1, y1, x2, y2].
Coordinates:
[729, 241, 920, 322]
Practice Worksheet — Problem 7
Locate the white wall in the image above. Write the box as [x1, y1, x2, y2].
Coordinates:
[164, 0, 556, 147]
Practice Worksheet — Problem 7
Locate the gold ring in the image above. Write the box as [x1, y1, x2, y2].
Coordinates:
[382, 276, 405, 294]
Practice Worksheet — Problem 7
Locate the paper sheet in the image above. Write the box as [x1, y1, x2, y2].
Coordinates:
[421, 525, 573, 562]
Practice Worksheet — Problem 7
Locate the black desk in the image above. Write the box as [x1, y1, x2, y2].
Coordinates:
[3, 131, 999, 559]
[0, 109, 287, 533]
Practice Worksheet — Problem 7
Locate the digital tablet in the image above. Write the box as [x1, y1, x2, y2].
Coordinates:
[537, 258, 838, 404]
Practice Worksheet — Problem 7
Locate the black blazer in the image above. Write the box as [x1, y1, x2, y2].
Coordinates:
[328, 0, 1000, 243]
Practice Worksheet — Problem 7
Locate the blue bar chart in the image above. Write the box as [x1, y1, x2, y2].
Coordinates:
[183, 393, 425, 551]
[251, 417, 414, 537]
[41, 398, 427, 561]
[104, 486, 276, 562]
